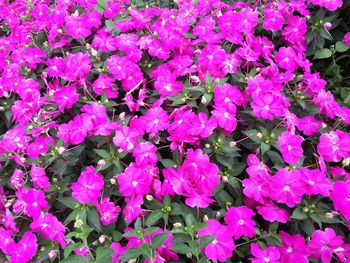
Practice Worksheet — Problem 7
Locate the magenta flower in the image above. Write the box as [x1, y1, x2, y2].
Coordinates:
[30, 213, 66, 248]
[74, 246, 89, 257]
[123, 195, 143, 224]
[317, 130, 350, 162]
[10, 169, 24, 191]
[96, 198, 121, 226]
[224, 206, 256, 239]
[250, 243, 280, 263]
[278, 131, 304, 165]
[30, 164, 51, 191]
[344, 32, 350, 46]
[331, 181, 350, 221]
[142, 107, 170, 135]
[189, 113, 217, 139]
[13, 188, 49, 219]
[198, 219, 235, 262]
[299, 168, 332, 196]
[274, 47, 299, 71]
[1, 209, 19, 233]
[251, 92, 285, 120]
[8, 232, 38, 263]
[65, 14, 91, 39]
[212, 103, 237, 133]
[71, 166, 104, 204]
[269, 168, 304, 208]
[278, 231, 309, 263]
[117, 163, 152, 197]
[0, 227, 15, 255]
[296, 116, 322, 136]
[154, 71, 183, 96]
[256, 201, 290, 223]
[53, 85, 79, 111]
[27, 136, 49, 159]
[133, 142, 158, 166]
[308, 228, 344, 263]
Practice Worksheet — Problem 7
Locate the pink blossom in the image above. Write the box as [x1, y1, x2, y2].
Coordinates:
[65, 14, 91, 39]
[250, 243, 280, 263]
[256, 201, 290, 223]
[331, 181, 350, 221]
[154, 70, 183, 96]
[308, 228, 344, 263]
[53, 85, 79, 111]
[92, 74, 119, 98]
[142, 107, 170, 135]
[123, 195, 143, 224]
[188, 113, 217, 139]
[278, 131, 304, 165]
[96, 198, 121, 226]
[27, 136, 49, 159]
[317, 130, 350, 162]
[278, 231, 309, 263]
[13, 188, 49, 219]
[1, 209, 19, 233]
[117, 163, 152, 197]
[8, 232, 38, 263]
[274, 47, 299, 71]
[30, 164, 51, 191]
[212, 103, 237, 133]
[74, 246, 89, 257]
[296, 116, 322, 136]
[224, 206, 256, 239]
[299, 168, 332, 196]
[198, 219, 235, 262]
[0, 227, 15, 254]
[71, 166, 104, 204]
[113, 125, 139, 152]
[10, 169, 24, 191]
[251, 93, 285, 120]
[133, 142, 157, 166]
[344, 32, 350, 46]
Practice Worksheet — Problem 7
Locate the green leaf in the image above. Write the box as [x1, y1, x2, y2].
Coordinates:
[335, 41, 350, 53]
[121, 248, 142, 262]
[140, 243, 152, 259]
[198, 235, 216, 249]
[61, 255, 90, 263]
[291, 207, 308, 220]
[260, 142, 270, 156]
[152, 233, 171, 249]
[314, 48, 332, 59]
[63, 243, 83, 258]
[231, 162, 247, 177]
[171, 243, 191, 254]
[94, 149, 111, 159]
[159, 159, 176, 168]
[58, 197, 80, 209]
[93, 4, 104, 14]
[87, 207, 102, 233]
[105, 20, 115, 32]
[144, 227, 160, 235]
[98, 0, 108, 8]
[96, 246, 114, 263]
[185, 214, 196, 226]
[112, 231, 123, 242]
[146, 210, 163, 226]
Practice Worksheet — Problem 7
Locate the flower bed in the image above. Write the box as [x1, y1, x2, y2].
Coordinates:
[0, 0, 350, 262]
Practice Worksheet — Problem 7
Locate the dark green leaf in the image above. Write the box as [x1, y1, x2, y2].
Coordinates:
[152, 233, 170, 249]
[198, 235, 216, 249]
[96, 246, 114, 263]
[87, 207, 102, 233]
[98, 0, 108, 8]
[121, 248, 141, 262]
[335, 41, 350, 53]
[291, 207, 308, 220]
[61, 255, 90, 263]
[58, 197, 80, 209]
[146, 211, 163, 226]
[314, 48, 332, 59]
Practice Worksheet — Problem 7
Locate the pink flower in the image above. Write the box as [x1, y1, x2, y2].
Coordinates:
[10, 169, 24, 191]
[154, 70, 183, 96]
[133, 142, 157, 166]
[117, 163, 152, 197]
[142, 107, 170, 135]
[308, 228, 344, 263]
[53, 85, 79, 111]
[331, 181, 350, 221]
[299, 168, 332, 196]
[274, 47, 299, 71]
[30, 213, 66, 248]
[256, 201, 290, 223]
[30, 164, 51, 191]
[198, 219, 235, 262]
[27, 136, 49, 159]
[269, 168, 304, 208]
[65, 14, 91, 39]
[188, 113, 217, 139]
[62, 52, 91, 81]
[113, 125, 139, 152]
[296, 116, 322, 136]
[8, 232, 38, 263]
[0, 227, 15, 255]
[123, 195, 143, 224]
[317, 130, 350, 162]
[212, 103, 237, 133]
[251, 93, 285, 120]
[344, 32, 350, 46]
[1, 209, 19, 233]
[250, 243, 280, 263]
[214, 83, 247, 107]
[278, 131, 304, 165]
[13, 189, 49, 219]
[74, 246, 89, 257]
[308, 0, 343, 11]
[92, 74, 118, 98]
[96, 198, 121, 226]
[224, 206, 256, 239]
[278, 231, 308, 263]
[71, 166, 104, 204]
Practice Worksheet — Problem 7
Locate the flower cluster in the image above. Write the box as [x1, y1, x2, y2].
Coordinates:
[0, 0, 349, 262]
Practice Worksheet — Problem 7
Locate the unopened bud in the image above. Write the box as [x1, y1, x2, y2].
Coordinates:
[325, 212, 334, 219]
[173, 222, 182, 228]
[48, 250, 58, 260]
[0, 106, 5, 111]
[99, 235, 106, 243]
[110, 178, 117, 185]
[222, 176, 228, 183]
[203, 215, 209, 222]
[205, 143, 210, 148]
[145, 195, 153, 201]
[97, 160, 106, 167]
[216, 211, 221, 217]
[119, 112, 126, 119]
[342, 157, 350, 167]
[229, 141, 236, 147]
[256, 132, 263, 138]
[322, 123, 327, 129]
[201, 95, 207, 104]
[324, 22, 332, 29]
[74, 219, 84, 228]
[58, 147, 66, 155]
[186, 253, 192, 259]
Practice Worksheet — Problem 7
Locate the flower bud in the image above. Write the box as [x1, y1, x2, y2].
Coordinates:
[110, 178, 117, 185]
[342, 157, 350, 167]
[97, 160, 106, 167]
[145, 195, 153, 201]
[256, 132, 263, 138]
[186, 253, 192, 259]
[58, 147, 66, 155]
[216, 211, 221, 217]
[203, 215, 209, 222]
[325, 212, 334, 219]
[48, 250, 58, 260]
[173, 222, 182, 228]
[99, 235, 106, 244]
[222, 176, 228, 183]
[229, 141, 236, 147]
[324, 22, 332, 29]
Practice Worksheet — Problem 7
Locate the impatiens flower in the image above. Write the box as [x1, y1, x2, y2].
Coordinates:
[296, 116, 322, 136]
[113, 125, 139, 152]
[27, 136, 49, 159]
[212, 103, 237, 133]
[269, 168, 305, 208]
[8, 232, 38, 263]
[30, 164, 51, 191]
[1, 209, 19, 233]
[344, 32, 350, 46]
[30, 213, 66, 248]
[198, 219, 235, 262]
[133, 142, 157, 166]
[278, 131, 304, 165]
[74, 246, 89, 257]
[13, 188, 49, 219]
[317, 130, 350, 162]
[10, 169, 24, 191]
[53, 85, 79, 111]
[278, 231, 309, 263]
[123, 195, 143, 224]
[331, 181, 350, 221]
[71, 166, 104, 204]
[0, 227, 15, 255]
[251, 92, 285, 120]
[142, 107, 170, 135]
[65, 14, 91, 39]
[256, 201, 290, 223]
[96, 198, 121, 226]
[224, 206, 256, 239]
[308, 228, 344, 263]
[308, 0, 343, 11]
[299, 168, 332, 196]
[117, 163, 152, 197]
[274, 47, 299, 71]
[154, 70, 183, 96]
[250, 243, 280, 263]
